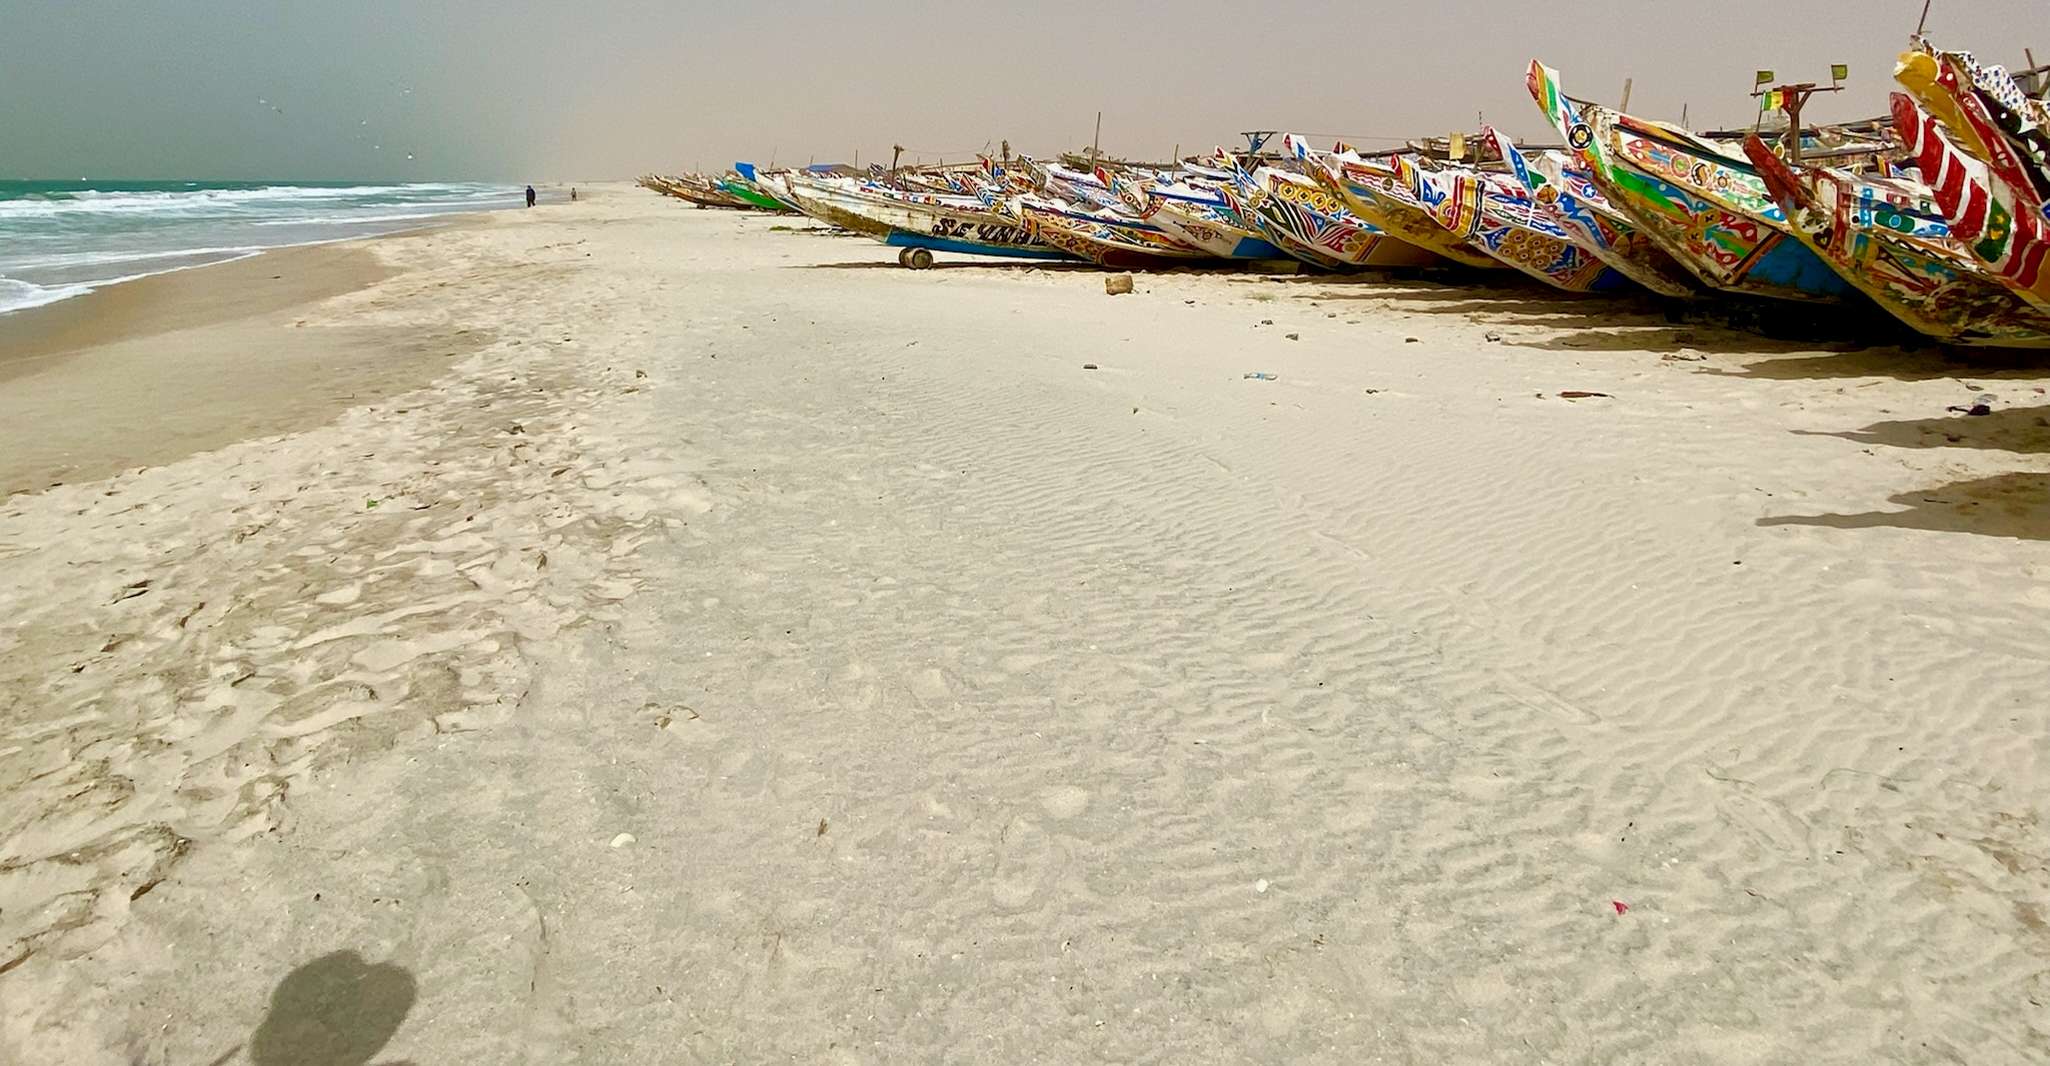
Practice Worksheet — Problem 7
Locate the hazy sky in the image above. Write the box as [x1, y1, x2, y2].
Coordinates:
[2, 0, 2043, 181]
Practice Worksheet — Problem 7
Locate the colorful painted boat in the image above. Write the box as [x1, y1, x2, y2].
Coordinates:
[643, 174, 753, 209]
[780, 174, 1075, 261]
[1396, 155, 1631, 292]
[1008, 193, 1213, 269]
[717, 176, 796, 212]
[1104, 173, 1287, 260]
[1145, 194, 1287, 260]
[735, 163, 806, 212]
[1744, 134, 2050, 346]
[1528, 61, 1849, 302]
[1231, 165, 1443, 270]
[1896, 45, 2050, 205]
[1893, 47, 2050, 313]
[1892, 91, 2050, 315]
[1289, 140, 1504, 269]
[1482, 129, 1698, 298]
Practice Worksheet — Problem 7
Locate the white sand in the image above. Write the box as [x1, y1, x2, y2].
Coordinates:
[3, 186, 2048, 1064]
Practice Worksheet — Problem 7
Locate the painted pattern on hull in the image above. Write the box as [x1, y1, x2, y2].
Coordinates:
[1746, 133, 2050, 345]
[1399, 156, 1628, 292]
[1891, 91, 2050, 313]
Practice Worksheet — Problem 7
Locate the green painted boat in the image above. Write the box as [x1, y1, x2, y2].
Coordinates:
[718, 178, 795, 212]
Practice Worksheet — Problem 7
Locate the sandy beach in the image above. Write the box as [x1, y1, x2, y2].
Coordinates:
[3, 185, 2048, 1063]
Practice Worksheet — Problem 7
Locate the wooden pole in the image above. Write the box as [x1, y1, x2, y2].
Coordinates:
[890, 144, 903, 174]
[1786, 91, 1805, 165]
[1916, 0, 1932, 36]
[1620, 78, 1633, 112]
[1090, 111, 1102, 169]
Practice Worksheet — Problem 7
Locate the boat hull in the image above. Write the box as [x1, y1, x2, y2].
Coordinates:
[1528, 61, 1848, 302]
[1746, 134, 2050, 347]
[1305, 158, 1505, 269]
[1012, 199, 1214, 269]
[1239, 170, 1443, 271]
[1143, 197, 1287, 260]
[718, 179, 797, 212]
[783, 178, 1075, 261]
[1400, 158, 1630, 292]
[1892, 61, 2050, 313]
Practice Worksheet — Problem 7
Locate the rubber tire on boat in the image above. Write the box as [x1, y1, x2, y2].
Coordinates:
[897, 247, 913, 267]
[906, 248, 935, 270]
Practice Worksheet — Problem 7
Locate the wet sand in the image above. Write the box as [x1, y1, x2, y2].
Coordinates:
[0, 237, 478, 495]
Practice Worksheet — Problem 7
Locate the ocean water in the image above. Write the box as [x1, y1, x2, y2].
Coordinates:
[0, 180, 527, 315]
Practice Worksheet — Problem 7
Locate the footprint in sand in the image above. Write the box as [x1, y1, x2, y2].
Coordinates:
[314, 583, 363, 606]
[1039, 785, 1091, 821]
[990, 816, 1055, 913]
[1707, 770, 1813, 857]
[910, 668, 952, 702]
[829, 661, 879, 714]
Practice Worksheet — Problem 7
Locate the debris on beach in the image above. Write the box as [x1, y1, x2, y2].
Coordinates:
[1244, 372, 1278, 381]
[1947, 393, 1997, 416]
[1558, 390, 1612, 399]
[1083, 363, 1100, 370]
[609, 833, 636, 849]
[1105, 274, 1134, 296]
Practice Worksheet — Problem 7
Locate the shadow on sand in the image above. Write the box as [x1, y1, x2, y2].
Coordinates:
[1798, 404, 2050, 454]
[1758, 471, 2050, 540]
[243, 950, 417, 1066]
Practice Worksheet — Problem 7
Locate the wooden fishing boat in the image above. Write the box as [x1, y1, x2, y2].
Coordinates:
[735, 163, 806, 212]
[717, 175, 796, 212]
[1893, 45, 2050, 313]
[1484, 131, 1698, 298]
[1528, 61, 1849, 302]
[1396, 155, 1632, 292]
[1290, 141, 1505, 269]
[642, 174, 753, 209]
[1896, 44, 2050, 203]
[1232, 165, 1443, 270]
[779, 174, 1075, 266]
[1008, 192, 1214, 269]
[1103, 173, 1288, 260]
[1146, 195, 1289, 260]
[1744, 134, 2050, 346]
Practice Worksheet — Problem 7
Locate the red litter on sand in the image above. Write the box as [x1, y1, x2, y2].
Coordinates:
[1612, 900, 1629, 915]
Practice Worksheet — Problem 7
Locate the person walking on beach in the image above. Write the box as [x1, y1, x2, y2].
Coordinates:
[525, 185, 537, 208]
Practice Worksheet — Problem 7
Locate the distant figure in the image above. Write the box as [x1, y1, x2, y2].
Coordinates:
[570, 187, 578, 202]
[525, 185, 536, 208]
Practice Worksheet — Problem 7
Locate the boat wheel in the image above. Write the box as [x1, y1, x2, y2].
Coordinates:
[896, 247, 913, 267]
[906, 248, 935, 270]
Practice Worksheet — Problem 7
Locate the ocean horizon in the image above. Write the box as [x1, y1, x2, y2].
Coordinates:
[0, 179, 529, 315]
